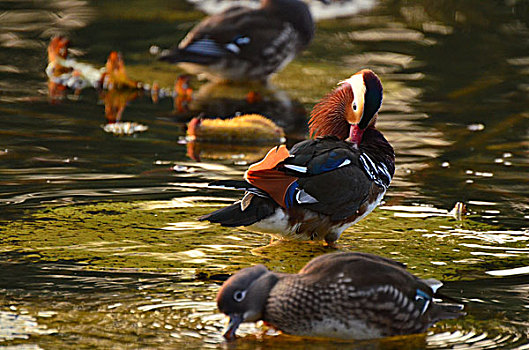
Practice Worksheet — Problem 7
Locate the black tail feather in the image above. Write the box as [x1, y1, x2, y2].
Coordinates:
[199, 196, 277, 227]
[208, 180, 254, 190]
[158, 49, 220, 65]
[208, 180, 270, 198]
[428, 302, 466, 326]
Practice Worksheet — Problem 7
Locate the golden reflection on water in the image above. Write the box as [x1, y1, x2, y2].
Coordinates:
[1, 0, 529, 348]
[1, 197, 528, 348]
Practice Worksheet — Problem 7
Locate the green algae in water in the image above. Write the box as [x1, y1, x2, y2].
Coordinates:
[2, 200, 528, 349]
[3, 200, 529, 282]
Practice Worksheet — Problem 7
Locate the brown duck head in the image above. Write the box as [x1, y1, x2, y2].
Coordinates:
[308, 69, 383, 146]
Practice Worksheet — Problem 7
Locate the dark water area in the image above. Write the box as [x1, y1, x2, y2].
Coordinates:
[0, 0, 528, 348]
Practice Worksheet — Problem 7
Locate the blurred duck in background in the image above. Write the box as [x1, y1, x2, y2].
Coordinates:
[158, 0, 318, 82]
[185, 0, 376, 21]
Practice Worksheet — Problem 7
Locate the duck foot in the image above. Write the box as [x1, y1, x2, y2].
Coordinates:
[323, 241, 340, 249]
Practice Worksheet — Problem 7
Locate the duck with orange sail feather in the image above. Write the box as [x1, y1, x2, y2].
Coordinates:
[199, 69, 394, 244]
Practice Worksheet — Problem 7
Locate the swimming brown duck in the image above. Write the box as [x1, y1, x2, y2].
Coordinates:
[217, 251, 465, 340]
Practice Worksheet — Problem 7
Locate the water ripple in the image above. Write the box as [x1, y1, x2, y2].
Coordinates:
[0, 310, 56, 341]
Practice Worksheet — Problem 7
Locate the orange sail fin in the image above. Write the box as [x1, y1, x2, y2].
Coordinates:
[247, 145, 289, 172]
[244, 145, 297, 208]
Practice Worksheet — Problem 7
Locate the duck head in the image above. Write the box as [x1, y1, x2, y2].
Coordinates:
[48, 36, 70, 62]
[309, 69, 383, 146]
[216, 265, 278, 340]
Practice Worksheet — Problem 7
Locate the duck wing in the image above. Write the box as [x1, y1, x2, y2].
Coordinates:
[280, 137, 376, 220]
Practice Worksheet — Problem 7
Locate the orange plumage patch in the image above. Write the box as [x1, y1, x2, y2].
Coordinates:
[244, 145, 297, 208]
[246, 145, 289, 171]
[47, 36, 69, 62]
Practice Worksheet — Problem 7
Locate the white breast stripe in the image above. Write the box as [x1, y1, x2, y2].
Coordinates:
[359, 153, 392, 189]
[379, 163, 391, 181]
[363, 153, 377, 170]
[377, 164, 390, 183]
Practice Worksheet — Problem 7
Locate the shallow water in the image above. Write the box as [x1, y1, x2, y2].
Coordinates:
[1, 0, 529, 348]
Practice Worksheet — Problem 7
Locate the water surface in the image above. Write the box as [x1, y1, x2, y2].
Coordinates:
[1, 0, 529, 348]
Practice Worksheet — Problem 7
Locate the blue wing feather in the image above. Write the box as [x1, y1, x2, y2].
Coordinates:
[183, 39, 227, 57]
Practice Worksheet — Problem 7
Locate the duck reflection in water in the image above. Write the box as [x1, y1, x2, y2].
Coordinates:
[186, 113, 286, 163]
[99, 52, 146, 135]
[183, 81, 308, 138]
[180, 81, 308, 164]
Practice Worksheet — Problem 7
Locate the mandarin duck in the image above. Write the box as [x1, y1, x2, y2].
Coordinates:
[199, 69, 394, 244]
[158, 0, 316, 82]
[217, 251, 465, 340]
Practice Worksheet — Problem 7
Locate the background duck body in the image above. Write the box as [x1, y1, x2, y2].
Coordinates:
[266, 253, 460, 338]
[159, 0, 314, 82]
[217, 252, 465, 340]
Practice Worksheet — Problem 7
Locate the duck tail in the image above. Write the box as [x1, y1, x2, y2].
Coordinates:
[208, 180, 255, 191]
[158, 47, 222, 65]
[199, 194, 277, 227]
[158, 40, 225, 65]
[428, 302, 466, 325]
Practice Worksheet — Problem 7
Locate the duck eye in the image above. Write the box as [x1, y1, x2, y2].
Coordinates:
[233, 290, 247, 302]
[352, 101, 358, 111]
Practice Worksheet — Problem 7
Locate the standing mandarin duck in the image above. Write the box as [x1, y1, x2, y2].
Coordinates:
[217, 252, 465, 340]
[199, 69, 394, 244]
[158, 0, 316, 82]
